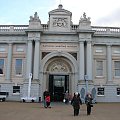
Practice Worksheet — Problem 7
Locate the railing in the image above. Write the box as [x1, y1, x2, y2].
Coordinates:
[91, 26, 120, 34]
[0, 24, 120, 35]
[0, 25, 28, 32]
[42, 24, 48, 30]
[71, 25, 78, 30]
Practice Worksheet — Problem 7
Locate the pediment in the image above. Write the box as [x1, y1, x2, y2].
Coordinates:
[49, 4, 72, 16]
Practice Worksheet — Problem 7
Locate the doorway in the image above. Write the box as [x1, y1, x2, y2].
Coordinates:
[49, 75, 69, 102]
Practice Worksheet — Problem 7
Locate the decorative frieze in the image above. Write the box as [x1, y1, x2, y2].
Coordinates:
[41, 43, 78, 51]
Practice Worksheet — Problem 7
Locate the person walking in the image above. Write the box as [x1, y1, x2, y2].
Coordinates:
[43, 89, 49, 108]
[85, 92, 93, 115]
[64, 90, 69, 104]
[71, 92, 82, 116]
[45, 93, 51, 108]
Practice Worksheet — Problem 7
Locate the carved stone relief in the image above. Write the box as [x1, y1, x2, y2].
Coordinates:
[47, 59, 71, 73]
[53, 18, 68, 27]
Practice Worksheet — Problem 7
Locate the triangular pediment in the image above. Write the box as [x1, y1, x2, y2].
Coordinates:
[49, 4, 72, 16]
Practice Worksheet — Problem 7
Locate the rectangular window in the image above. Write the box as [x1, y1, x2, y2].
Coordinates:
[96, 61, 103, 76]
[0, 46, 6, 52]
[16, 46, 24, 52]
[95, 47, 103, 53]
[114, 61, 120, 76]
[113, 47, 120, 54]
[0, 59, 4, 74]
[13, 86, 20, 93]
[15, 59, 22, 75]
[117, 88, 120, 96]
[97, 87, 104, 96]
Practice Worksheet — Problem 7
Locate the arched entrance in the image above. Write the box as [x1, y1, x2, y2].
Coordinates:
[41, 51, 78, 102]
[47, 58, 71, 101]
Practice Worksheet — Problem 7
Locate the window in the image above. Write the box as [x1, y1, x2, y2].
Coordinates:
[96, 61, 103, 76]
[15, 59, 22, 75]
[95, 47, 103, 53]
[0, 46, 6, 52]
[113, 47, 120, 54]
[13, 86, 20, 93]
[114, 61, 120, 76]
[97, 87, 104, 96]
[117, 88, 120, 96]
[0, 59, 4, 74]
[16, 46, 24, 52]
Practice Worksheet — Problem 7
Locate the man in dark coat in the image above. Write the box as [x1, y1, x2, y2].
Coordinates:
[85, 93, 93, 115]
[71, 92, 82, 116]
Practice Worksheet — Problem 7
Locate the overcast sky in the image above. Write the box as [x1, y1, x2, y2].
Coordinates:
[0, 0, 120, 27]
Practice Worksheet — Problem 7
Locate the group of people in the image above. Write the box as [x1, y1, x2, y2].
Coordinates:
[71, 92, 93, 116]
[64, 91, 93, 116]
[43, 89, 93, 116]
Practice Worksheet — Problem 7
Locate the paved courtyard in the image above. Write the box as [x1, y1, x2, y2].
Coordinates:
[0, 102, 120, 120]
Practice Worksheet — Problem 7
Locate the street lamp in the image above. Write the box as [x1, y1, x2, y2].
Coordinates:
[84, 75, 88, 94]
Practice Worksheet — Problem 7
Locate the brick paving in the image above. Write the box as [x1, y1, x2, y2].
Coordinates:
[0, 102, 120, 120]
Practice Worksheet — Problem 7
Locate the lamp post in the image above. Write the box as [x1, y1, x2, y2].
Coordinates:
[84, 75, 88, 94]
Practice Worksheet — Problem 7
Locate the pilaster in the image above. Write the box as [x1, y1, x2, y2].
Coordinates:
[6, 43, 12, 81]
[33, 39, 40, 80]
[79, 41, 85, 80]
[26, 40, 33, 80]
[107, 44, 112, 82]
[86, 41, 92, 80]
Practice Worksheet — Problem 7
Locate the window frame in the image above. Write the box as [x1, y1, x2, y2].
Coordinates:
[0, 59, 4, 75]
[114, 61, 120, 77]
[96, 60, 104, 77]
[0, 45, 6, 52]
[16, 45, 25, 52]
[15, 59, 23, 76]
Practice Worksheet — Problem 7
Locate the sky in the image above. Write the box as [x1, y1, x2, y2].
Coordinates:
[0, 0, 120, 27]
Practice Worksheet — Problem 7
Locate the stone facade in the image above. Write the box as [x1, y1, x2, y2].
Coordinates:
[0, 4, 120, 102]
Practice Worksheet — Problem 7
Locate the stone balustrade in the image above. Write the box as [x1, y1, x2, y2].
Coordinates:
[92, 26, 120, 34]
[0, 25, 28, 32]
[0, 24, 120, 35]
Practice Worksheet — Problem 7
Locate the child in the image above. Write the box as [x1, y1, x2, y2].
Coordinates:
[45, 95, 51, 108]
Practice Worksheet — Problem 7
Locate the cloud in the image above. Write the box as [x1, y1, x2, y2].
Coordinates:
[0, 0, 120, 26]
[94, 8, 120, 27]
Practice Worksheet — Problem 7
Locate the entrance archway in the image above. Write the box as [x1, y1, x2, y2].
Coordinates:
[41, 51, 78, 101]
[47, 58, 71, 101]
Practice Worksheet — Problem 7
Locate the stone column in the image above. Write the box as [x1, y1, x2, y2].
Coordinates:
[33, 40, 40, 80]
[79, 41, 84, 80]
[26, 40, 33, 80]
[86, 41, 92, 80]
[107, 45, 112, 82]
[6, 43, 12, 81]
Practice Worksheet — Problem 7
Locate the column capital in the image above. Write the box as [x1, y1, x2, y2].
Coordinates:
[27, 40, 33, 43]
[86, 41, 92, 44]
[79, 41, 84, 43]
[7, 41, 13, 45]
[34, 39, 40, 42]
[106, 43, 112, 46]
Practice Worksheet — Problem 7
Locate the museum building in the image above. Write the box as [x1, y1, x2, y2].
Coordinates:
[0, 4, 120, 102]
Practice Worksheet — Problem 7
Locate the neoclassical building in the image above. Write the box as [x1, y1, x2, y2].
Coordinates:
[0, 4, 120, 102]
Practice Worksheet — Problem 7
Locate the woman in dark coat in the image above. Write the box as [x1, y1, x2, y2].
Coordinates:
[85, 93, 93, 115]
[71, 92, 82, 116]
